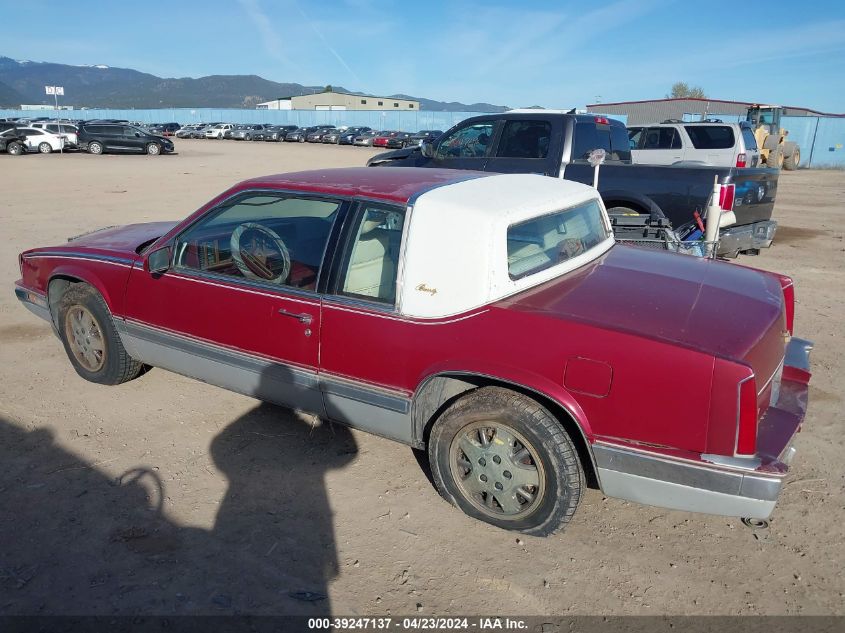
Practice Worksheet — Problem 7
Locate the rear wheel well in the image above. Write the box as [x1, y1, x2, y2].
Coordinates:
[413, 374, 599, 489]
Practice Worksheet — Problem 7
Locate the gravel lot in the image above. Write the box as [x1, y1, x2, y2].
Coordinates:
[0, 140, 842, 616]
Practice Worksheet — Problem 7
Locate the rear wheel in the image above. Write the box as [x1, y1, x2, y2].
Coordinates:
[428, 387, 583, 536]
[146, 142, 161, 155]
[38, 142, 52, 154]
[57, 284, 144, 385]
[88, 141, 104, 155]
[783, 146, 800, 170]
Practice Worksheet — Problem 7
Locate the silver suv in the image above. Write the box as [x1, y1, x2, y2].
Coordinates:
[628, 120, 760, 168]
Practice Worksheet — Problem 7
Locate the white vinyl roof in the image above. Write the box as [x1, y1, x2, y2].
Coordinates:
[399, 174, 613, 318]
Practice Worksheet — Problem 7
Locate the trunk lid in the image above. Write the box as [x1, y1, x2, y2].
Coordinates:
[499, 245, 786, 380]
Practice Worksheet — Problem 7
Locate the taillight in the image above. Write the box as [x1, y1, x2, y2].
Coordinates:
[736, 153, 747, 168]
[781, 278, 795, 335]
[718, 184, 735, 212]
[736, 377, 758, 456]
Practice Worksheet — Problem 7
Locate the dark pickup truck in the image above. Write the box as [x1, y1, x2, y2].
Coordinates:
[367, 112, 779, 257]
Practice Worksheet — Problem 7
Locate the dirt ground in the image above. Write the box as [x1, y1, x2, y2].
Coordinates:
[0, 140, 843, 616]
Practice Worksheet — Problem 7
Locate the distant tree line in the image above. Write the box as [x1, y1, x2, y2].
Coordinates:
[667, 82, 707, 99]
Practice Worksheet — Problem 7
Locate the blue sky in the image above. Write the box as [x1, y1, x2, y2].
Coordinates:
[2, 0, 844, 111]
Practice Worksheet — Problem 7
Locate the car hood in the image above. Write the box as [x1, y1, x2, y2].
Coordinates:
[498, 245, 786, 376]
[66, 221, 180, 255]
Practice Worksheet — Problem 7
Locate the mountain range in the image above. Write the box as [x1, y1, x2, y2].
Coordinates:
[0, 57, 508, 112]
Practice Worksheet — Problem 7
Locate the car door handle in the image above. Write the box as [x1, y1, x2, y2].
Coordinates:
[277, 308, 313, 325]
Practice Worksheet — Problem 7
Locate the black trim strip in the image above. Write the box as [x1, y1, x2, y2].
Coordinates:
[124, 321, 319, 389]
[322, 377, 410, 414]
[122, 320, 411, 412]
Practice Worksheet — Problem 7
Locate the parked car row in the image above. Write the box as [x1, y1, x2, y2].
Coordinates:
[0, 120, 174, 156]
[1, 116, 444, 154]
[171, 122, 443, 148]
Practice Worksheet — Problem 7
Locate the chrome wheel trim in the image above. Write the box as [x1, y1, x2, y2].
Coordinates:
[449, 421, 545, 521]
[64, 305, 106, 372]
[39, 142, 51, 153]
[147, 143, 160, 155]
[89, 142, 103, 154]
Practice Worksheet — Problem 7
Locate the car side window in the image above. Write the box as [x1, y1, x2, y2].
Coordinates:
[628, 127, 644, 149]
[495, 121, 551, 159]
[640, 127, 680, 150]
[684, 125, 735, 149]
[337, 203, 405, 305]
[174, 193, 342, 292]
[436, 122, 495, 159]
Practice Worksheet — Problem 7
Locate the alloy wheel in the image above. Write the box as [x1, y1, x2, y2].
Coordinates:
[64, 305, 106, 372]
[449, 421, 545, 520]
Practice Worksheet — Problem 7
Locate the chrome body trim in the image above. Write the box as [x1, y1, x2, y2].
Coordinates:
[118, 319, 415, 445]
[785, 337, 813, 372]
[718, 220, 777, 256]
[24, 251, 135, 267]
[15, 286, 51, 323]
[594, 443, 783, 519]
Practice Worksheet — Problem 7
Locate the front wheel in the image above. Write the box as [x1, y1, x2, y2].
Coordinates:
[428, 387, 583, 536]
[57, 284, 145, 385]
[38, 142, 52, 154]
[146, 142, 161, 155]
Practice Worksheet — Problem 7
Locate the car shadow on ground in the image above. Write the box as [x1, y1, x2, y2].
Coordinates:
[0, 385, 357, 615]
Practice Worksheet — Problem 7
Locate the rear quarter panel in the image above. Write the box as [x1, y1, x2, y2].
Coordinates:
[320, 303, 715, 454]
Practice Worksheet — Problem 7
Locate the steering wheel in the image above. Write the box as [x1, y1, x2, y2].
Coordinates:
[230, 222, 290, 284]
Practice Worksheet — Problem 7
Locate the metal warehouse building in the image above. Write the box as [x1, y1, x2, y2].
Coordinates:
[257, 91, 419, 111]
[586, 97, 836, 125]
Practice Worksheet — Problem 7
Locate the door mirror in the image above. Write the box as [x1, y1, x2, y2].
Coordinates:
[420, 139, 435, 159]
[147, 246, 171, 274]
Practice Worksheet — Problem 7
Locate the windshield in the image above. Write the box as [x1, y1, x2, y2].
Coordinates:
[507, 199, 610, 280]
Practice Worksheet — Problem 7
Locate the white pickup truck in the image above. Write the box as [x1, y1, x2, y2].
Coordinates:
[628, 120, 761, 169]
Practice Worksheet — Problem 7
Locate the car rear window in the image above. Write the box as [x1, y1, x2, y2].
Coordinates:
[507, 199, 609, 280]
[684, 125, 735, 149]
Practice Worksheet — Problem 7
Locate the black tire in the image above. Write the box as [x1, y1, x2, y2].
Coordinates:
[783, 146, 800, 170]
[57, 283, 144, 385]
[428, 386, 583, 536]
[88, 141, 104, 155]
[7, 142, 24, 155]
[146, 142, 161, 155]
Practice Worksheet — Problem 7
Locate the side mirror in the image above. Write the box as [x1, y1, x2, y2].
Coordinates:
[147, 246, 171, 274]
[420, 139, 435, 159]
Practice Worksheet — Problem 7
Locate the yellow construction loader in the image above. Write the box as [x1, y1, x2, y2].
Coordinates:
[746, 105, 800, 170]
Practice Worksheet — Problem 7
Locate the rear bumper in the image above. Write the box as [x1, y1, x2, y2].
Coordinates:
[596, 337, 812, 519]
[718, 220, 778, 257]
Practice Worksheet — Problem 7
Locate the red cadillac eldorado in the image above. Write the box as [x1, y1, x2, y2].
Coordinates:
[14, 167, 812, 536]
